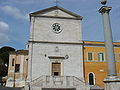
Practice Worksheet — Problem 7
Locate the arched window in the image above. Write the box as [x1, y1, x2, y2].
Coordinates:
[88, 73, 95, 85]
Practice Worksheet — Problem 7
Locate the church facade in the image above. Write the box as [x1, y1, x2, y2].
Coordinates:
[26, 6, 89, 90]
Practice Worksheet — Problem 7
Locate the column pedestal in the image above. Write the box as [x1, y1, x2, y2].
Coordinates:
[104, 76, 120, 90]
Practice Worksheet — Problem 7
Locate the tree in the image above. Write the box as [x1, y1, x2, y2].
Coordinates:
[0, 46, 15, 77]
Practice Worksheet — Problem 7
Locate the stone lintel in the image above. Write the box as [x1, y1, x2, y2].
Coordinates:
[48, 56, 65, 59]
[98, 6, 112, 14]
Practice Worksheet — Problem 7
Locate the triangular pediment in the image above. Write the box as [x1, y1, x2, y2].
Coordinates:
[30, 6, 83, 20]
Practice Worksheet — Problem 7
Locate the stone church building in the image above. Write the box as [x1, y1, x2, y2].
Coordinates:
[26, 6, 89, 90]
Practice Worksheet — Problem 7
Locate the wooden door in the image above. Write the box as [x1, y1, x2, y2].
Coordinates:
[52, 63, 61, 76]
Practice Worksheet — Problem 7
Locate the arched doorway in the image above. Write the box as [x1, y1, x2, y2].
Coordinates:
[88, 73, 95, 85]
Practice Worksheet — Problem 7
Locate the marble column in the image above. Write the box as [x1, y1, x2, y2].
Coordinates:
[99, 3, 120, 90]
[99, 6, 116, 77]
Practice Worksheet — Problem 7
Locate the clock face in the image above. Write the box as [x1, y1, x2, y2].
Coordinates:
[52, 23, 62, 34]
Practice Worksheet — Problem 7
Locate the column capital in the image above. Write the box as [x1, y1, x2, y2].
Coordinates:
[99, 6, 112, 14]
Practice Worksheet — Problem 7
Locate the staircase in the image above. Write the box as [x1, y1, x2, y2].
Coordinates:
[25, 76, 90, 90]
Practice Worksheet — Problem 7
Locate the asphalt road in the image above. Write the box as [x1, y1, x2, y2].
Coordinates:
[0, 86, 24, 90]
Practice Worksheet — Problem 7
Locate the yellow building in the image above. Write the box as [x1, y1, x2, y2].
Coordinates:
[6, 50, 28, 87]
[83, 41, 120, 88]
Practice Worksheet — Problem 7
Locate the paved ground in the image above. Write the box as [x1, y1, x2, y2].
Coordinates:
[0, 86, 24, 90]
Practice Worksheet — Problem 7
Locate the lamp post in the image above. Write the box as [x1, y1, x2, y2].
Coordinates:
[99, 0, 120, 90]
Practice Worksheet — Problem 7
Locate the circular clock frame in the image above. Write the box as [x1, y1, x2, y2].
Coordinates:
[52, 23, 62, 34]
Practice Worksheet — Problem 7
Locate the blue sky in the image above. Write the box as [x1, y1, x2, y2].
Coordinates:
[0, 0, 120, 50]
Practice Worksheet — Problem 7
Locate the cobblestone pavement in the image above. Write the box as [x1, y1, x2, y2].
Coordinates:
[0, 86, 24, 90]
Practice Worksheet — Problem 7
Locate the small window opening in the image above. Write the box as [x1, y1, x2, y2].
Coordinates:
[12, 58, 14, 66]
[15, 64, 20, 73]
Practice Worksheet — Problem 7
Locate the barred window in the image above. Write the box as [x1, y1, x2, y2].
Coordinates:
[88, 52, 93, 61]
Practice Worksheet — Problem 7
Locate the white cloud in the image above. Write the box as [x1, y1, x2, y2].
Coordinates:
[0, 6, 28, 20]
[6, 0, 46, 5]
[0, 21, 10, 43]
[0, 21, 9, 32]
[0, 33, 9, 43]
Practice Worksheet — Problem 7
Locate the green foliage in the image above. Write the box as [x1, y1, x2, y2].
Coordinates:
[0, 46, 15, 77]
